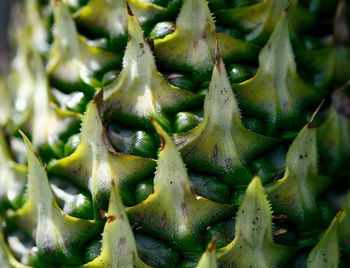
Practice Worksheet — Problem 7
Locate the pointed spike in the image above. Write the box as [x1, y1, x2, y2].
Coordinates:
[19, 131, 51, 205]
[13, 131, 103, 265]
[218, 176, 294, 267]
[265, 123, 331, 230]
[175, 0, 215, 35]
[81, 179, 150, 268]
[308, 99, 325, 128]
[174, 51, 277, 185]
[307, 212, 341, 268]
[154, 0, 258, 82]
[284, 0, 295, 12]
[92, 89, 105, 118]
[54, 1, 80, 56]
[235, 10, 323, 134]
[214, 39, 221, 71]
[75, 0, 165, 54]
[47, 1, 120, 92]
[104, 12, 199, 131]
[126, 1, 134, 16]
[196, 239, 218, 268]
[152, 120, 172, 150]
[19, 132, 39, 163]
[49, 99, 156, 218]
[127, 122, 232, 252]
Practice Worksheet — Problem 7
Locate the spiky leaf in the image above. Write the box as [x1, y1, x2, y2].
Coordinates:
[104, 10, 200, 131]
[75, 0, 166, 51]
[49, 93, 156, 218]
[30, 49, 81, 159]
[266, 123, 330, 230]
[217, 176, 294, 267]
[10, 132, 103, 265]
[307, 212, 341, 268]
[174, 47, 277, 185]
[47, 2, 120, 93]
[80, 180, 149, 268]
[154, 0, 258, 82]
[7, 34, 36, 130]
[127, 121, 232, 253]
[196, 240, 217, 268]
[235, 11, 323, 135]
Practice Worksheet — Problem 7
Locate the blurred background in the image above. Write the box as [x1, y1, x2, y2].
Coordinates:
[0, 0, 11, 74]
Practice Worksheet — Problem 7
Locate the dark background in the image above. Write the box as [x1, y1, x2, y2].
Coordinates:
[0, 0, 11, 74]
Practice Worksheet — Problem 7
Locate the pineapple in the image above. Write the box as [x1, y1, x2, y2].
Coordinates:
[1, 0, 350, 267]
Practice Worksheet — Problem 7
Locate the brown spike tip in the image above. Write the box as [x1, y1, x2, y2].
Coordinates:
[207, 238, 217, 252]
[126, 1, 134, 16]
[159, 135, 166, 151]
[92, 90, 105, 117]
[308, 99, 325, 128]
[284, 0, 295, 13]
[146, 38, 155, 52]
[107, 215, 116, 223]
[215, 39, 221, 72]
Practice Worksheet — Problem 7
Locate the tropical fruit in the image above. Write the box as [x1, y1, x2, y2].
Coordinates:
[0, 0, 350, 267]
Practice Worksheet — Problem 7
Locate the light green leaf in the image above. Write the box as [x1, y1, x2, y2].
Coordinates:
[80, 180, 150, 268]
[307, 212, 341, 268]
[76, 0, 166, 43]
[104, 10, 200, 131]
[266, 123, 330, 229]
[7, 33, 36, 130]
[47, 1, 120, 92]
[30, 48, 81, 158]
[49, 93, 156, 218]
[154, 0, 258, 82]
[196, 240, 217, 268]
[235, 11, 323, 135]
[127, 120, 232, 253]
[174, 46, 277, 185]
[10, 131, 103, 265]
[217, 176, 294, 268]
